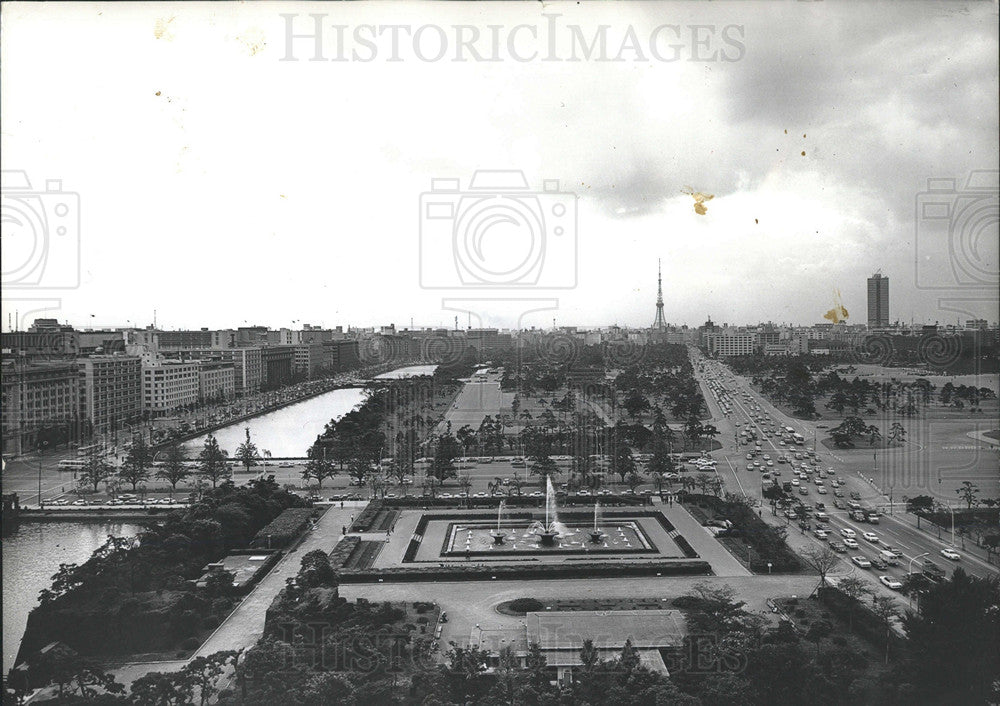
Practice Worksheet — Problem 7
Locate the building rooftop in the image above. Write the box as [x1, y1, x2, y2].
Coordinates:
[526, 610, 687, 651]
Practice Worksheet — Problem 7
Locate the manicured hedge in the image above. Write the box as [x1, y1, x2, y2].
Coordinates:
[329, 536, 361, 568]
[339, 559, 711, 583]
[252, 508, 318, 548]
[381, 495, 653, 509]
[350, 501, 383, 531]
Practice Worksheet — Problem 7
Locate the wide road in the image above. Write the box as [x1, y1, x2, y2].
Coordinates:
[690, 351, 999, 606]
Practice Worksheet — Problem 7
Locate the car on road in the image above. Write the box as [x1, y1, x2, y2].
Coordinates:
[862, 532, 879, 543]
[840, 528, 857, 538]
[869, 556, 888, 570]
[843, 538, 859, 549]
[829, 541, 847, 553]
[940, 548, 961, 561]
[813, 529, 829, 540]
[879, 575, 903, 590]
[851, 555, 872, 569]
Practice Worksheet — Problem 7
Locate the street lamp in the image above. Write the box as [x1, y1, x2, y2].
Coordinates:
[37, 440, 49, 507]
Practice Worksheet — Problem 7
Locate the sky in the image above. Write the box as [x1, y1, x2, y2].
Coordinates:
[2, 1, 997, 332]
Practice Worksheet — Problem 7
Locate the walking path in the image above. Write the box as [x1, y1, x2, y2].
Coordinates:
[967, 429, 1000, 446]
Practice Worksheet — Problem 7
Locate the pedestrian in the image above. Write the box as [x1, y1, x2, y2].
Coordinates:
[340, 500, 344, 508]
[342, 526, 346, 535]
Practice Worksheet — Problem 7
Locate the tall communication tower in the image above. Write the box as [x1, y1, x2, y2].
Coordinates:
[653, 259, 667, 330]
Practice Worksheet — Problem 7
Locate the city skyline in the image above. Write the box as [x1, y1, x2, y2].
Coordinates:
[2, 3, 997, 332]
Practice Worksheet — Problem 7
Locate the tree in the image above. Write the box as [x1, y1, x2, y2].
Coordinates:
[870, 595, 898, 664]
[120, 436, 153, 491]
[130, 671, 194, 706]
[695, 472, 713, 495]
[906, 494, 935, 515]
[234, 427, 261, 475]
[956, 481, 981, 509]
[347, 456, 371, 488]
[197, 434, 230, 488]
[903, 568, 1000, 702]
[182, 651, 238, 706]
[865, 425, 882, 448]
[837, 576, 871, 633]
[800, 546, 841, 595]
[611, 443, 636, 484]
[456, 425, 477, 455]
[156, 444, 190, 495]
[302, 444, 336, 491]
[78, 451, 114, 493]
[623, 389, 650, 422]
[529, 455, 558, 486]
[888, 421, 906, 445]
[430, 428, 461, 481]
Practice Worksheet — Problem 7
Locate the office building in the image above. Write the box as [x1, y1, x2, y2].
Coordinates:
[78, 356, 143, 436]
[867, 272, 890, 329]
[197, 361, 236, 403]
[142, 361, 199, 417]
[2, 361, 82, 455]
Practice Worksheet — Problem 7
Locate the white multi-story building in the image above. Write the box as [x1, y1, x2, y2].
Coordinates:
[142, 361, 199, 417]
[707, 332, 756, 356]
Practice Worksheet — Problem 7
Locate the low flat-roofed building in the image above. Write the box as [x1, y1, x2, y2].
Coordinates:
[525, 610, 686, 685]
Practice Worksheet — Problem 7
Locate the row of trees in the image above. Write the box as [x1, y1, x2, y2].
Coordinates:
[74, 431, 265, 496]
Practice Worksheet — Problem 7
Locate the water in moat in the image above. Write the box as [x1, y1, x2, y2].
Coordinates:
[182, 386, 367, 457]
[3, 521, 142, 673]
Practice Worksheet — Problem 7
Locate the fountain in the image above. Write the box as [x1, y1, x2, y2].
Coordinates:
[533, 477, 561, 546]
[490, 500, 507, 544]
[589, 501, 606, 543]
